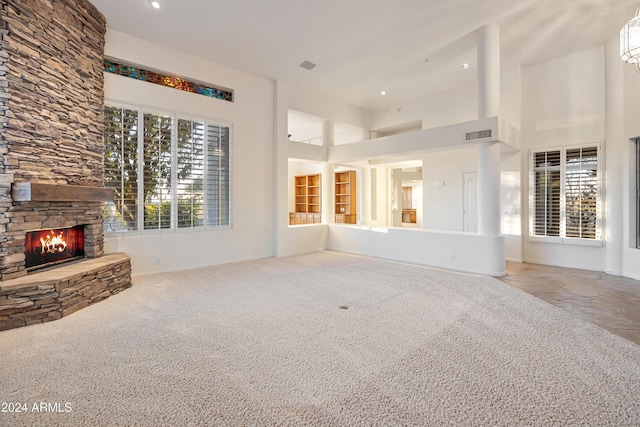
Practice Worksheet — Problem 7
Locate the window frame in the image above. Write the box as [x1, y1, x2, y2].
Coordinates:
[528, 143, 603, 247]
[103, 101, 232, 235]
[636, 139, 640, 249]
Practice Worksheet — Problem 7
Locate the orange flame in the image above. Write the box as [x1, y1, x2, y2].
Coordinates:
[40, 230, 67, 255]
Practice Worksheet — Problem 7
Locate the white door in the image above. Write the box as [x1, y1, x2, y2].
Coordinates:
[463, 172, 478, 232]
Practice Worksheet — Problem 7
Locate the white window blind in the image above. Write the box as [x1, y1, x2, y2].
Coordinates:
[531, 145, 600, 242]
[103, 105, 139, 232]
[207, 123, 231, 226]
[532, 150, 561, 237]
[565, 147, 598, 239]
[143, 113, 173, 230]
[177, 119, 205, 228]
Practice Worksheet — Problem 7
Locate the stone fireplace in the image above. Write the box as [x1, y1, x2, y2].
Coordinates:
[0, 0, 131, 330]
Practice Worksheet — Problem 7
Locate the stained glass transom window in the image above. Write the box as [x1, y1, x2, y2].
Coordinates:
[104, 58, 234, 102]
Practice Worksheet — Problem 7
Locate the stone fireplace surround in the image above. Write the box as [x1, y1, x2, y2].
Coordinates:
[0, 0, 132, 330]
[0, 183, 131, 331]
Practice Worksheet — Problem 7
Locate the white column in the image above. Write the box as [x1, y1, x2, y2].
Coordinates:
[322, 120, 335, 223]
[604, 37, 624, 275]
[477, 24, 500, 119]
[360, 166, 371, 225]
[322, 162, 334, 224]
[322, 120, 334, 147]
[476, 24, 501, 236]
[478, 143, 501, 236]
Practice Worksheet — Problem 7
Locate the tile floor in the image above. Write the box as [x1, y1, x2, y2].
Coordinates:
[499, 262, 640, 346]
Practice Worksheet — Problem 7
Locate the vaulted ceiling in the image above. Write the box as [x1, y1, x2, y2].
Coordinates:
[90, 0, 638, 111]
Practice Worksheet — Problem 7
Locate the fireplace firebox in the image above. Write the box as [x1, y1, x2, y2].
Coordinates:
[24, 226, 85, 271]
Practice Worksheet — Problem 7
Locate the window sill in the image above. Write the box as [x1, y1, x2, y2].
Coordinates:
[104, 225, 232, 237]
[528, 235, 603, 247]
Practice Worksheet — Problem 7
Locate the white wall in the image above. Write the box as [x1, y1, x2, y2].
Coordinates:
[522, 47, 605, 148]
[501, 63, 522, 131]
[520, 46, 606, 270]
[369, 83, 477, 131]
[368, 62, 521, 134]
[501, 152, 522, 262]
[422, 147, 478, 231]
[103, 30, 275, 275]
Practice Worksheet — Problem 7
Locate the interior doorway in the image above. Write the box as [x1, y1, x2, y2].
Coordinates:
[390, 165, 422, 228]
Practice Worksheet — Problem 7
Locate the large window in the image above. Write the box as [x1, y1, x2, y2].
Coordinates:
[103, 104, 231, 233]
[530, 145, 601, 243]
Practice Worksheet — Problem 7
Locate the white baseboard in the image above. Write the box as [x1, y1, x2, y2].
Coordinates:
[622, 270, 640, 282]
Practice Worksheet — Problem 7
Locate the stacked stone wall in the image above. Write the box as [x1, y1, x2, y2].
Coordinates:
[0, 0, 106, 281]
[1, 1, 13, 277]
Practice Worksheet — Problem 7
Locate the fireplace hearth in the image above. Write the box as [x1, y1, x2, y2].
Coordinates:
[25, 226, 85, 271]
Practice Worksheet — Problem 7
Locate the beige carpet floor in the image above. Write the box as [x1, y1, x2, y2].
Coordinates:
[1, 251, 639, 426]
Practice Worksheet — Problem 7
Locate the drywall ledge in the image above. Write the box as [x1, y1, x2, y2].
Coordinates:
[328, 115, 520, 163]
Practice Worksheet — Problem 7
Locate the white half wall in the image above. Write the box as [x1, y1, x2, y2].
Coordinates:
[328, 225, 505, 276]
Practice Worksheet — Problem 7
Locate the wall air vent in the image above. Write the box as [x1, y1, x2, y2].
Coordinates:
[465, 129, 492, 141]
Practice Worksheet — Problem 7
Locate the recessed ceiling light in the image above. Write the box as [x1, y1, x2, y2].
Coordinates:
[149, 0, 163, 9]
[462, 63, 471, 69]
[380, 90, 386, 96]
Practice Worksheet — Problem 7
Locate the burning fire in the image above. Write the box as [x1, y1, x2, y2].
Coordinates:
[40, 230, 67, 255]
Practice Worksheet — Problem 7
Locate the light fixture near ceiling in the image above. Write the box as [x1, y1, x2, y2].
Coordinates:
[149, 0, 163, 9]
[462, 63, 471, 70]
[621, 7, 640, 72]
[380, 90, 387, 96]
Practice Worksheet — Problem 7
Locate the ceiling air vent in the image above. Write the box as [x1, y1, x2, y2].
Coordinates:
[465, 129, 492, 141]
[299, 60, 317, 71]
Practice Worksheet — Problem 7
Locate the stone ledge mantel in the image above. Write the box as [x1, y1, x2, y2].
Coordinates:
[11, 182, 114, 202]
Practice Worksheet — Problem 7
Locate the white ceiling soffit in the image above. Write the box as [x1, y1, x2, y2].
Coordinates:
[90, 0, 638, 111]
[287, 110, 367, 145]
